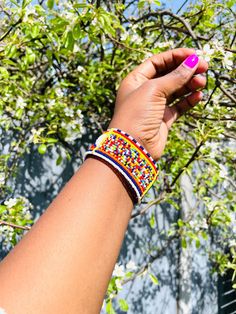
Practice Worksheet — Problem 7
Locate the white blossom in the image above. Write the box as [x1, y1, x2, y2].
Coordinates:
[4, 198, 18, 208]
[0, 172, 5, 185]
[91, 18, 97, 26]
[113, 264, 125, 277]
[47, 99, 56, 109]
[63, 11, 76, 20]
[55, 88, 64, 97]
[201, 218, 208, 229]
[115, 278, 123, 290]
[65, 129, 82, 142]
[222, 179, 229, 189]
[120, 32, 129, 41]
[226, 121, 234, 128]
[23, 6, 36, 22]
[109, 293, 114, 299]
[126, 260, 137, 270]
[196, 44, 215, 62]
[130, 34, 142, 44]
[0, 225, 14, 251]
[76, 109, 83, 117]
[27, 110, 34, 117]
[219, 164, 228, 179]
[189, 220, 195, 228]
[207, 201, 217, 212]
[130, 23, 138, 30]
[212, 39, 224, 54]
[77, 65, 85, 72]
[55, 0, 73, 11]
[158, 41, 173, 48]
[205, 141, 218, 158]
[16, 97, 27, 109]
[64, 107, 74, 117]
[73, 44, 80, 53]
[29, 127, 44, 143]
[229, 239, 236, 247]
[222, 52, 233, 70]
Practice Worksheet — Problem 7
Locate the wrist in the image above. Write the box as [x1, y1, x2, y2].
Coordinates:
[84, 127, 159, 204]
[108, 119, 147, 155]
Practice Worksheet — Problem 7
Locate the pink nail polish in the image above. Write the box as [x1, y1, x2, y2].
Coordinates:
[183, 54, 199, 69]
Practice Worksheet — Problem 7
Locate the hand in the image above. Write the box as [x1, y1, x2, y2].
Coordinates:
[109, 48, 208, 160]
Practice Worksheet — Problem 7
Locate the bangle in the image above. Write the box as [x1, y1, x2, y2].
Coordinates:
[84, 128, 158, 204]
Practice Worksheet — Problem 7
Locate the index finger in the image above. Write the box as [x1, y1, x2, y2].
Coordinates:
[131, 48, 208, 80]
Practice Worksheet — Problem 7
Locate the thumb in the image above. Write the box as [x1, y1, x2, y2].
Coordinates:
[154, 54, 199, 97]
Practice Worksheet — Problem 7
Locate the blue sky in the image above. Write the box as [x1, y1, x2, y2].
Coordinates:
[164, 0, 195, 12]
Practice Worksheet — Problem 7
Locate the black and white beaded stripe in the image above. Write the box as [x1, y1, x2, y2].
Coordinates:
[84, 150, 142, 204]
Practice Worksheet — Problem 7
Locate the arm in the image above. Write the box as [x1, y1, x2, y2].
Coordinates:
[0, 48, 208, 314]
[0, 158, 132, 314]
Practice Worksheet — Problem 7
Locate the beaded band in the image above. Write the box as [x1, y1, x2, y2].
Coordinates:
[84, 128, 158, 204]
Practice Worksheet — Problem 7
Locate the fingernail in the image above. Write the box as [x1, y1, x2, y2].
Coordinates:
[183, 54, 199, 69]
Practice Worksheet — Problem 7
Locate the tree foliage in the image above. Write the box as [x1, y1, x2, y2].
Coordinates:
[0, 0, 235, 312]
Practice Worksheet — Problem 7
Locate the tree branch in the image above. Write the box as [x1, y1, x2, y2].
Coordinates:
[133, 10, 202, 49]
[0, 220, 31, 231]
[0, 17, 22, 42]
[131, 192, 166, 219]
[171, 141, 204, 187]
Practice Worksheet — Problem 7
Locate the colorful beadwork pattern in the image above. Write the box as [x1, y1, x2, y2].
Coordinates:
[84, 128, 158, 204]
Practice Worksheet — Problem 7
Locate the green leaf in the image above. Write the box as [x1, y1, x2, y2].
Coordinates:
[38, 144, 47, 155]
[31, 25, 40, 38]
[15, 108, 23, 119]
[106, 300, 116, 314]
[118, 299, 129, 312]
[47, 0, 54, 9]
[201, 231, 208, 240]
[64, 31, 75, 51]
[149, 273, 159, 285]
[5, 44, 17, 58]
[181, 237, 187, 249]
[72, 23, 81, 40]
[10, 0, 19, 6]
[98, 13, 115, 36]
[195, 238, 201, 249]
[0, 205, 7, 214]
[22, 0, 31, 8]
[0, 67, 9, 79]
[46, 138, 58, 143]
[138, 0, 145, 9]
[149, 212, 156, 229]
[177, 219, 184, 227]
[56, 155, 63, 166]
[74, 3, 88, 9]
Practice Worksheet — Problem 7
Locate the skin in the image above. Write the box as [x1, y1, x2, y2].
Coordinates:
[0, 48, 208, 314]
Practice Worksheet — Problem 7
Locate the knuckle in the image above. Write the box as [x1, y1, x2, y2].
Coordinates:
[172, 66, 190, 82]
[148, 79, 166, 97]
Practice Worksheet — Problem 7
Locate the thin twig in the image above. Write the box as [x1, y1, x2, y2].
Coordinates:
[0, 220, 31, 231]
[218, 84, 236, 104]
[0, 18, 22, 42]
[171, 141, 204, 187]
[133, 10, 202, 49]
[131, 192, 166, 219]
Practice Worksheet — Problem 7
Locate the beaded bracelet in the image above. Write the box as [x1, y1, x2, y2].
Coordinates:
[84, 128, 158, 205]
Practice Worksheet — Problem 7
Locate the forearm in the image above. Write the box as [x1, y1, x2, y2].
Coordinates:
[0, 158, 133, 314]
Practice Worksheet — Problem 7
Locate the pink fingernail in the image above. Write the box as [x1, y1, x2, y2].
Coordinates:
[183, 54, 199, 69]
